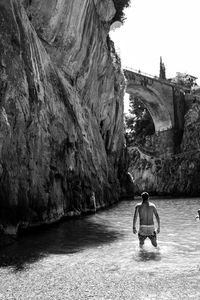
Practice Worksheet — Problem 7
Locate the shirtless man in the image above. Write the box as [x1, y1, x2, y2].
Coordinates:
[133, 192, 160, 248]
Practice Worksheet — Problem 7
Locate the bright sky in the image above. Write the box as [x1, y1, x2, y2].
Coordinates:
[110, 0, 200, 85]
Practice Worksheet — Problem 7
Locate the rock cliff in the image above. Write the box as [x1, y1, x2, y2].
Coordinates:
[0, 0, 127, 235]
[129, 95, 200, 196]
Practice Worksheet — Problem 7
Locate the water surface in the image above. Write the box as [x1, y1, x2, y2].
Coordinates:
[0, 198, 200, 299]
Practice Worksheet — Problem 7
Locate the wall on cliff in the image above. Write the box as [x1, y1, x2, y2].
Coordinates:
[0, 0, 126, 234]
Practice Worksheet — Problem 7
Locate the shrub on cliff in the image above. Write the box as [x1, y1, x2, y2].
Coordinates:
[112, 0, 131, 23]
[125, 96, 155, 146]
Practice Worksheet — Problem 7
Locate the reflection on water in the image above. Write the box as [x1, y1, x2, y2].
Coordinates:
[134, 247, 161, 262]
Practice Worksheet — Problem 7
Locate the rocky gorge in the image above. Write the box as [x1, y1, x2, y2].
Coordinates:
[0, 0, 131, 236]
[128, 91, 200, 196]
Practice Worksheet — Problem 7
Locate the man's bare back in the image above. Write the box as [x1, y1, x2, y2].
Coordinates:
[136, 202, 158, 226]
[133, 192, 160, 248]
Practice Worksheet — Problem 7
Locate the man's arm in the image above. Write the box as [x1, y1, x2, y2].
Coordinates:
[153, 205, 160, 234]
[133, 205, 139, 234]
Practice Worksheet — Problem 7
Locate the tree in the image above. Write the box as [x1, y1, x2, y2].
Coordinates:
[125, 96, 155, 146]
[171, 72, 197, 89]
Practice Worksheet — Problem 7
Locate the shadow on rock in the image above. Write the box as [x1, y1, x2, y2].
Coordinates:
[0, 217, 124, 272]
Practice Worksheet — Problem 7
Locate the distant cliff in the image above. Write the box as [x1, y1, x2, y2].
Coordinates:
[0, 0, 128, 235]
[129, 93, 200, 196]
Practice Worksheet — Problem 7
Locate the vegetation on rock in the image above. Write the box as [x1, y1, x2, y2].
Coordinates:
[125, 96, 155, 146]
[170, 72, 198, 89]
[112, 0, 131, 23]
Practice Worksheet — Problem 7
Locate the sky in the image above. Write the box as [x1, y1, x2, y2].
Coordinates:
[110, 0, 200, 85]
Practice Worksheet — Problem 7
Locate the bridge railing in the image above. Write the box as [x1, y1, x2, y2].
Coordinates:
[123, 65, 191, 91]
[123, 65, 159, 80]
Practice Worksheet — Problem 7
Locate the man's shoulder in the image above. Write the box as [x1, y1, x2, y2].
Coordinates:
[135, 202, 142, 207]
[149, 202, 156, 208]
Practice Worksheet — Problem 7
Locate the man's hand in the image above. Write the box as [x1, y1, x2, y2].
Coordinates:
[133, 227, 137, 234]
[157, 227, 160, 234]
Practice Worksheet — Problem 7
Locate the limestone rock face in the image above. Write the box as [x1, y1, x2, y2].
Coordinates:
[129, 147, 200, 196]
[0, 0, 126, 234]
[129, 99, 200, 196]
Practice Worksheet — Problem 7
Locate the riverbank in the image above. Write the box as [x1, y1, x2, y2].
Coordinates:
[0, 199, 123, 248]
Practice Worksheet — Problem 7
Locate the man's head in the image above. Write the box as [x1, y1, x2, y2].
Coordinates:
[141, 192, 149, 202]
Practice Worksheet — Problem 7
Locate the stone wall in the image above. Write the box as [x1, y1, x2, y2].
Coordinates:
[155, 129, 174, 157]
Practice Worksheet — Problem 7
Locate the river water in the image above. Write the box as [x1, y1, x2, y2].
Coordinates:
[0, 198, 200, 299]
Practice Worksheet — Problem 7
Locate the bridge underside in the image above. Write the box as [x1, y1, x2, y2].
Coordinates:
[126, 84, 173, 133]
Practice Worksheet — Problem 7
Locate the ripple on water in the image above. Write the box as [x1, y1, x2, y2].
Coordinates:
[1, 198, 200, 299]
[134, 248, 162, 262]
[132, 240, 195, 267]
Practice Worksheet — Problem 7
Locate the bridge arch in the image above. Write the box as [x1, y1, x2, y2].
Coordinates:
[126, 83, 173, 133]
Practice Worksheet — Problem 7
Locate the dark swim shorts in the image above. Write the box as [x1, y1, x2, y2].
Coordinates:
[138, 231, 157, 243]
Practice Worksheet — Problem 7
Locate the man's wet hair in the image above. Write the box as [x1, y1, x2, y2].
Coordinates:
[141, 192, 149, 201]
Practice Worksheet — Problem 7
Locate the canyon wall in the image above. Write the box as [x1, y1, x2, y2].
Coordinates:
[0, 0, 127, 234]
[129, 94, 200, 196]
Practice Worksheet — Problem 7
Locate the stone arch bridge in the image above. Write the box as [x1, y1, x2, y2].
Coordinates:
[123, 67, 189, 157]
